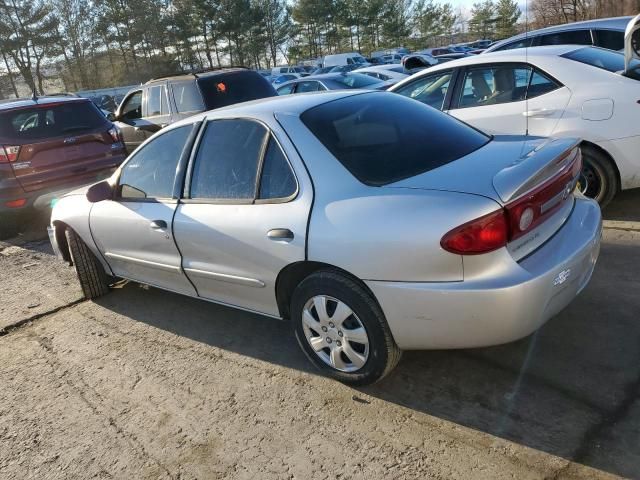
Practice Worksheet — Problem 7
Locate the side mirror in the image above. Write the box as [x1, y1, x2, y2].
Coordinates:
[86, 180, 113, 203]
[624, 14, 640, 74]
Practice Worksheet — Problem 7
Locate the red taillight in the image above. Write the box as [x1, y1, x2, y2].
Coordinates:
[441, 146, 582, 255]
[441, 209, 508, 255]
[0, 145, 20, 163]
[108, 127, 121, 143]
[505, 147, 581, 241]
[5, 198, 27, 208]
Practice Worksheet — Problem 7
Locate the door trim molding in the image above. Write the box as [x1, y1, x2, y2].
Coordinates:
[104, 252, 181, 273]
[183, 267, 266, 288]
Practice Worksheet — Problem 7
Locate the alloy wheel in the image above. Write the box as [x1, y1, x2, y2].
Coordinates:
[301, 295, 370, 373]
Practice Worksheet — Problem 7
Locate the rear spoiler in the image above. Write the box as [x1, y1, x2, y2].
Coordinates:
[624, 14, 640, 75]
[492, 137, 581, 203]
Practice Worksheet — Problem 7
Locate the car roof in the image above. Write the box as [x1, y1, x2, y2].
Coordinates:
[145, 67, 249, 84]
[488, 16, 632, 51]
[0, 96, 90, 112]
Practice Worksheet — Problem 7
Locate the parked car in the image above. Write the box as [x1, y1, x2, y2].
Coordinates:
[484, 16, 633, 53]
[49, 91, 601, 385]
[469, 39, 493, 49]
[275, 73, 391, 95]
[111, 68, 276, 153]
[0, 96, 126, 213]
[272, 73, 307, 86]
[322, 52, 369, 68]
[353, 64, 409, 82]
[271, 66, 307, 76]
[390, 45, 640, 206]
[328, 64, 361, 73]
[311, 66, 335, 75]
[401, 53, 438, 71]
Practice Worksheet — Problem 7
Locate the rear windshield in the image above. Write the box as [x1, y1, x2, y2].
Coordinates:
[0, 101, 108, 142]
[562, 47, 640, 79]
[301, 93, 490, 186]
[331, 73, 381, 88]
[197, 71, 277, 110]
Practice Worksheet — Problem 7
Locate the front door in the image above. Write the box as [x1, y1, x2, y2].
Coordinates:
[90, 124, 197, 296]
[173, 119, 311, 317]
[114, 90, 146, 153]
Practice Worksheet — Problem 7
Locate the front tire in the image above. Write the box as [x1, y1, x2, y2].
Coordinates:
[291, 270, 401, 385]
[65, 228, 111, 299]
[578, 145, 618, 208]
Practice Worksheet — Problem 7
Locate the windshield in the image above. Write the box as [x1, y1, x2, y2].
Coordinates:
[562, 46, 640, 79]
[351, 56, 367, 64]
[332, 73, 381, 88]
[301, 92, 490, 186]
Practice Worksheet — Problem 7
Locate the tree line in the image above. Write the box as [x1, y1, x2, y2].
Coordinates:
[0, 0, 637, 98]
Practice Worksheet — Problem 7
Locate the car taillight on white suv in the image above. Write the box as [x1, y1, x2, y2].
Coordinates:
[441, 147, 582, 255]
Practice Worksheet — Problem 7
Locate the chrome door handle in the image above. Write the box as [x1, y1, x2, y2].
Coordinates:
[267, 228, 294, 241]
[150, 220, 167, 229]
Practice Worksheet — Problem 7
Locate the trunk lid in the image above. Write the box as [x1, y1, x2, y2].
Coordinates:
[0, 100, 125, 193]
[387, 135, 582, 260]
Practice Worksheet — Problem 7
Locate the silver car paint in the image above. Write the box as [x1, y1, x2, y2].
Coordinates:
[50, 91, 602, 352]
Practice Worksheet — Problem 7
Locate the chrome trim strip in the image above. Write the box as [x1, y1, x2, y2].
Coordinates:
[183, 267, 266, 288]
[104, 252, 181, 272]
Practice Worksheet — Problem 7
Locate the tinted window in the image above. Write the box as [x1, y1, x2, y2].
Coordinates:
[562, 47, 640, 78]
[277, 84, 295, 95]
[393, 71, 452, 110]
[332, 73, 381, 88]
[258, 138, 297, 199]
[494, 38, 533, 51]
[0, 101, 108, 141]
[594, 30, 624, 50]
[197, 71, 276, 110]
[119, 126, 191, 199]
[297, 81, 321, 93]
[190, 119, 268, 200]
[458, 66, 531, 108]
[146, 85, 166, 116]
[301, 93, 490, 186]
[171, 82, 204, 113]
[121, 91, 142, 120]
[539, 29, 592, 46]
[528, 70, 561, 98]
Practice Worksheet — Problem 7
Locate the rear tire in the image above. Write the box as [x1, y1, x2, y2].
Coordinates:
[65, 228, 110, 299]
[291, 270, 402, 386]
[579, 145, 618, 208]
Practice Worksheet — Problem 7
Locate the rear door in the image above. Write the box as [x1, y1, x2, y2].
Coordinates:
[173, 118, 311, 317]
[90, 124, 198, 295]
[1, 100, 124, 192]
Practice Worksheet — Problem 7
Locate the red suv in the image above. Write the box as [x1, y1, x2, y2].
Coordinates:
[0, 96, 126, 213]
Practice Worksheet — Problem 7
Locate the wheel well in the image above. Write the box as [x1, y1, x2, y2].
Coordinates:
[275, 261, 379, 320]
[52, 221, 72, 264]
[580, 141, 621, 192]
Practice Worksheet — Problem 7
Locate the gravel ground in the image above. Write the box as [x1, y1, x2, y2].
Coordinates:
[0, 191, 639, 479]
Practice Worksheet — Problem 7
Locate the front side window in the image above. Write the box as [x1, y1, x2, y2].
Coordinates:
[171, 82, 204, 113]
[539, 29, 592, 46]
[301, 93, 490, 186]
[146, 85, 167, 116]
[457, 65, 531, 108]
[258, 138, 297, 200]
[277, 84, 295, 95]
[190, 119, 268, 200]
[393, 71, 453, 110]
[297, 81, 320, 93]
[119, 126, 192, 199]
[121, 91, 142, 120]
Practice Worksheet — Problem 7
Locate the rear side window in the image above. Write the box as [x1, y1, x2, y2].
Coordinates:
[190, 119, 268, 200]
[258, 139, 297, 200]
[171, 82, 205, 113]
[197, 71, 276, 110]
[301, 93, 490, 186]
[119, 125, 192, 199]
[527, 70, 561, 98]
[146, 85, 167, 116]
[0, 101, 108, 141]
[539, 29, 592, 46]
[594, 30, 624, 51]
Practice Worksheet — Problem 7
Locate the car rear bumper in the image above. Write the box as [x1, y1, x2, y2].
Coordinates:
[366, 197, 602, 350]
[0, 167, 116, 213]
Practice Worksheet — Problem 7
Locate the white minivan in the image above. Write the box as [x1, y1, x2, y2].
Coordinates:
[323, 52, 369, 68]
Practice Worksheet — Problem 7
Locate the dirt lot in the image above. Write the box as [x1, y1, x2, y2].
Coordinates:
[1, 191, 639, 479]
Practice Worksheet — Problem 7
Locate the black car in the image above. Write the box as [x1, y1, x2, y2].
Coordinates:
[111, 68, 276, 153]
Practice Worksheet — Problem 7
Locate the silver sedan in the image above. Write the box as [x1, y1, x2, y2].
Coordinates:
[49, 91, 602, 385]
